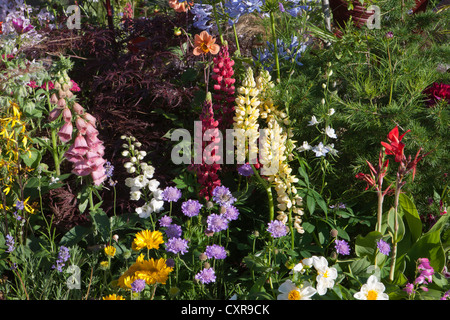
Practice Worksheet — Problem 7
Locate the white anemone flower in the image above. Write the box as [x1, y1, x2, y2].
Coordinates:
[313, 256, 338, 295]
[354, 275, 389, 300]
[277, 279, 317, 300]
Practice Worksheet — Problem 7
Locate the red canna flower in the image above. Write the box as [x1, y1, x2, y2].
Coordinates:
[381, 126, 410, 163]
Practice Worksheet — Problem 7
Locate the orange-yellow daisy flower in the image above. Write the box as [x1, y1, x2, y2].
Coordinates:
[193, 31, 220, 56]
[132, 230, 164, 251]
[102, 294, 125, 300]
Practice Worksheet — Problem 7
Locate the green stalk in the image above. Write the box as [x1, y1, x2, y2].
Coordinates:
[269, 11, 281, 82]
[251, 165, 274, 221]
[232, 23, 241, 56]
[212, 1, 224, 45]
[389, 178, 402, 282]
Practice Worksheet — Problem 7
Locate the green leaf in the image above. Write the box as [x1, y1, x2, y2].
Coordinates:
[355, 231, 383, 260]
[20, 148, 41, 168]
[59, 225, 90, 247]
[398, 193, 422, 243]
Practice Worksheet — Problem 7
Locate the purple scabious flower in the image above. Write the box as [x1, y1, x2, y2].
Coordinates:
[165, 238, 189, 255]
[159, 215, 172, 227]
[376, 239, 391, 256]
[334, 239, 351, 256]
[162, 186, 182, 202]
[6, 234, 15, 253]
[237, 163, 254, 177]
[212, 185, 236, 207]
[223, 205, 239, 221]
[205, 244, 227, 260]
[131, 279, 146, 293]
[165, 224, 182, 239]
[207, 213, 229, 233]
[195, 267, 216, 284]
[267, 220, 288, 238]
[181, 199, 203, 217]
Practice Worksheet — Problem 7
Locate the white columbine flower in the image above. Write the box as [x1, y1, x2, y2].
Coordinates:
[277, 279, 317, 300]
[312, 256, 338, 295]
[325, 126, 337, 139]
[307, 115, 320, 126]
[312, 142, 329, 157]
[353, 275, 389, 300]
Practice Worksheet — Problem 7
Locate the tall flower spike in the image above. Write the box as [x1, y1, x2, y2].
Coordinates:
[212, 44, 236, 130]
[190, 93, 222, 199]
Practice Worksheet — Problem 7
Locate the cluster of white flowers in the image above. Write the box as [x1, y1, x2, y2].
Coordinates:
[298, 108, 339, 158]
[121, 135, 164, 218]
[290, 255, 338, 296]
[255, 70, 304, 234]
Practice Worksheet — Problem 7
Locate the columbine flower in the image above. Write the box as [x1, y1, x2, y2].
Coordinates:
[376, 239, 391, 256]
[193, 31, 220, 56]
[205, 244, 227, 260]
[195, 267, 216, 284]
[132, 230, 164, 251]
[181, 199, 203, 217]
[162, 186, 182, 202]
[277, 279, 317, 300]
[354, 275, 389, 300]
[267, 220, 288, 238]
[165, 238, 189, 255]
[312, 256, 338, 295]
[325, 126, 337, 139]
[334, 239, 351, 256]
[206, 214, 229, 233]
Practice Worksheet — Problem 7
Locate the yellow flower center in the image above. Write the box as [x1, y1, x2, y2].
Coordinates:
[201, 42, 210, 53]
[288, 289, 301, 300]
[367, 290, 378, 300]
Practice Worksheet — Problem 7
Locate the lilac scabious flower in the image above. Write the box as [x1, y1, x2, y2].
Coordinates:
[237, 163, 254, 177]
[207, 213, 229, 233]
[212, 185, 236, 207]
[195, 267, 216, 284]
[181, 199, 203, 217]
[165, 238, 189, 255]
[334, 239, 351, 256]
[6, 234, 15, 253]
[267, 220, 288, 238]
[162, 186, 182, 202]
[205, 244, 227, 260]
[223, 205, 239, 221]
[131, 279, 146, 293]
[159, 215, 172, 227]
[52, 246, 70, 272]
[165, 224, 182, 239]
[376, 239, 391, 256]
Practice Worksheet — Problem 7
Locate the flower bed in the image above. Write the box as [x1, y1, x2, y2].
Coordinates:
[0, 0, 449, 301]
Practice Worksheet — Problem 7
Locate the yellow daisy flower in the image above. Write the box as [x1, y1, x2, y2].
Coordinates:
[102, 294, 125, 300]
[132, 230, 164, 251]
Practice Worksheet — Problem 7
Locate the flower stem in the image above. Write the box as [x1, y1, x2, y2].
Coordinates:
[389, 178, 402, 282]
[269, 11, 281, 82]
[251, 165, 274, 221]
